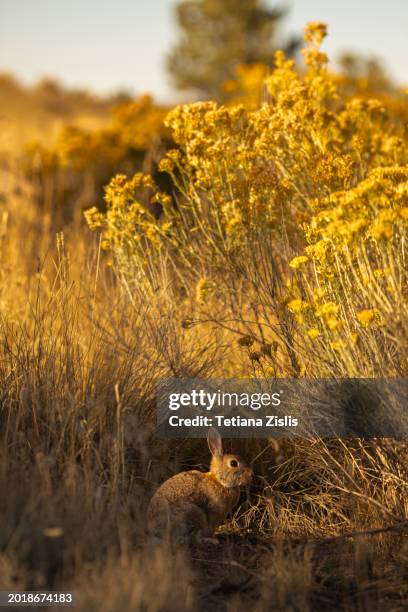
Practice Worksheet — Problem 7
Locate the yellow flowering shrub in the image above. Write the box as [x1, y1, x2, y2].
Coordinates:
[22, 95, 170, 224]
[55, 94, 170, 171]
[288, 165, 408, 374]
[223, 63, 270, 109]
[86, 23, 408, 377]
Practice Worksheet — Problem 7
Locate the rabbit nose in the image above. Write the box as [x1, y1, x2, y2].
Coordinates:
[243, 467, 252, 481]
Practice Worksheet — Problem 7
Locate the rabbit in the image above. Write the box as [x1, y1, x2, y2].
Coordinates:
[147, 428, 252, 544]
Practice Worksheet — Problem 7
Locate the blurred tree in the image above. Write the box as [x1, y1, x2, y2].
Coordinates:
[167, 0, 298, 100]
[339, 52, 392, 93]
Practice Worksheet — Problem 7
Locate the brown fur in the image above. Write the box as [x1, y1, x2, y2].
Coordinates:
[147, 429, 252, 542]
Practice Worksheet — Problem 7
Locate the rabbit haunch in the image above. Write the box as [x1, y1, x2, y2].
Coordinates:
[147, 428, 252, 542]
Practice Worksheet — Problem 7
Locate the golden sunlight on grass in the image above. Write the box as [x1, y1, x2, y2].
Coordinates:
[0, 21, 408, 611]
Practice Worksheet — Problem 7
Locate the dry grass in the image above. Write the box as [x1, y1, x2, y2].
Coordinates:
[0, 174, 407, 611]
[1, 42, 408, 605]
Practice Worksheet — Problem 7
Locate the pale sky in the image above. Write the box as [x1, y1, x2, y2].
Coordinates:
[1, 0, 407, 101]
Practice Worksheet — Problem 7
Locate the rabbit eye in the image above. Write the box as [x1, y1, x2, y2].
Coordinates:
[229, 459, 238, 468]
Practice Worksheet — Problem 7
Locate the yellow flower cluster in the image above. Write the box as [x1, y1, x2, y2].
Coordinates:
[223, 63, 270, 109]
[195, 278, 215, 304]
[356, 308, 380, 327]
[85, 172, 179, 281]
[22, 95, 170, 225]
[54, 95, 169, 172]
[85, 22, 408, 375]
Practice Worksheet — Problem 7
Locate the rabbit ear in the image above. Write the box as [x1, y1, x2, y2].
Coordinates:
[207, 427, 223, 458]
